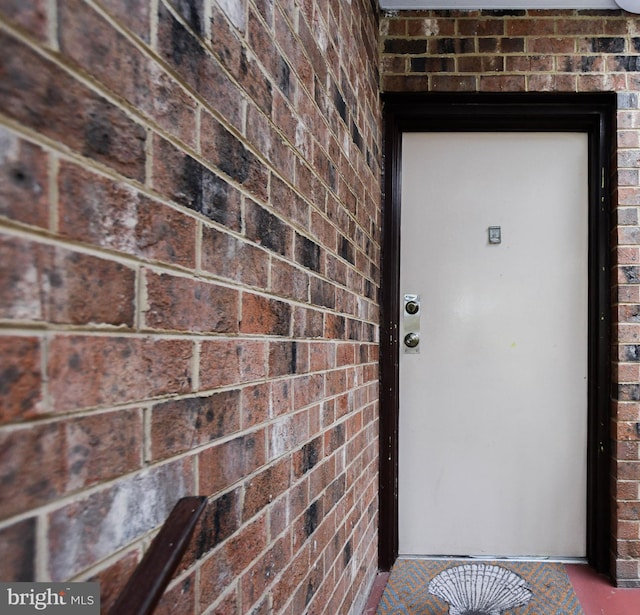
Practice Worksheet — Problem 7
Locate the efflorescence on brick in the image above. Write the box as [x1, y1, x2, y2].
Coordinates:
[380, 7, 640, 587]
[0, 0, 382, 612]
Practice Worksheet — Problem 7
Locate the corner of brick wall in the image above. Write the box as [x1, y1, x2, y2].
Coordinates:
[379, 8, 640, 587]
[0, 0, 382, 612]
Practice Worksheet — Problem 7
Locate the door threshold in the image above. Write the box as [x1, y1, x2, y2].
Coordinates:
[398, 555, 588, 565]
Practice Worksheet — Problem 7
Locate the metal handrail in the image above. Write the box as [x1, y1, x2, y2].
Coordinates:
[107, 496, 207, 615]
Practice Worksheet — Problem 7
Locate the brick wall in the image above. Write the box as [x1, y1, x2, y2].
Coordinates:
[380, 8, 640, 587]
[0, 0, 382, 612]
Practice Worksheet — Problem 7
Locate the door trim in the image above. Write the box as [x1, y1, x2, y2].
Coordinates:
[379, 93, 614, 574]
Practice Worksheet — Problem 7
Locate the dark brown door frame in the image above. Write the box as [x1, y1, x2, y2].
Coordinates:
[379, 92, 614, 574]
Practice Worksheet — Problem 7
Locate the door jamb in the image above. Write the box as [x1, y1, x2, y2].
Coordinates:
[378, 92, 614, 574]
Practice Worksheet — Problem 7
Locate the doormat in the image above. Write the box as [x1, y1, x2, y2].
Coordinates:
[376, 559, 584, 615]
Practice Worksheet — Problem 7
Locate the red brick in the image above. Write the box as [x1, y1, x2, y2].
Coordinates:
[324, 313, 346, 339]
[270, 174, 309, 231]
[0, 31, 146, 181]
[243, 457, 292, 520]
[150, 390, 241, 461]
[88, 549, 140, 614]
[310, 277, 335, 309]
[269, 411, 309, 460]
[617, 441, 640, 461]
[293, 373, 324, 410]
[0, 130, 49, 228]
[620, 324, 640, 343]
[199, 339, 267, 389]
[270, 545, 312, 612]
[291, 550, 325, 613]
[506, 18, 556, 36]
[296, 9, 327, 88]
[210, 2, 247, 76]
[0, 0, 48, 41]
[98, 0, 150, 42]
[310, 342, 334, 372]
[479, 74, 526, 92]
[324, 421, 346, 456]
[251, 7, 284, 74]
[294, 436, 323, 479]
[288, 478, 309, 527]
[204, 590, 238, 615]
[168, 0, 205, 36]
[617, 540, 640, 558]
[47, 458, 194, 579]
[614, 558, 640, 581]
[557, 54, 605, 73]
[198, 429, 266, 495]
[336, 288, 357, 317]
[58, 162, 196, 268]
[270, 495, 290, 540]
[335, 343, 355, 368]
[430, 75, 477, 92]
[0, 424, 62, 519]
[326, 254, 348, 287]
[616, 480, 640, 500]
[64, 408, 144, 488]
[59, 0, 197, 147]
[533, 73, 579, 91]
[527, 37, 576, 54]
[246, 103, 295, 180]
[198, 515, 267, 610]
[295, 159, 325, 212]
[505, 55, 554, 73]
[293, 306, 324, 338]
[152, 136, 241, 231]
[556, 18, 605, 35]
[269, 340, 308, 377]
[180, 488, 241, 567]
[48, 335, 193, 411]
[154, 573, 196, 615]
[577, 74, 627, 92]
[241, 293, 291, 336]
[271, 257, 310, 302]
[272, 95, 299, 157]
[458, 19, 504, 36]
[242, 382, 270, 428]
[241, 533, 291, 610]
[200, 110, 269, 201]
[616, 461, 640, 481]
[326, 368, 348, 397]
[157, 3, 243, 130]
[617, 248, 640, 266]
[0, 518, 35, 581]
[245, 199, 292, 257]
[0, 234, 135, 326]
[274, 8, 313, 95]
[271, 379, 292, 418]
[0, 409, 143, 519]
[144, 270, 239, 333]
[0, 336, 43, 424]
[200, 226, 269, 288]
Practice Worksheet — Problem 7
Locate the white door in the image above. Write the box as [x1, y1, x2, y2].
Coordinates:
[399, 132, 589, 558]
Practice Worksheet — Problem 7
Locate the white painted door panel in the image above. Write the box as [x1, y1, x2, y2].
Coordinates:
[399, 132, 588, 558]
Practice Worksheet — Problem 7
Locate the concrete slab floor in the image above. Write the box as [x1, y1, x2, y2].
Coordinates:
[567, 564, 640, 615]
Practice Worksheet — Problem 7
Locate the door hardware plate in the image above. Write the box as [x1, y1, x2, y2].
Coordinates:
[403, 294, 421, 354]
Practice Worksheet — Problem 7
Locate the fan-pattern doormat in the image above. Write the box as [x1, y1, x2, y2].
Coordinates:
[376, 559, 584, 614]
